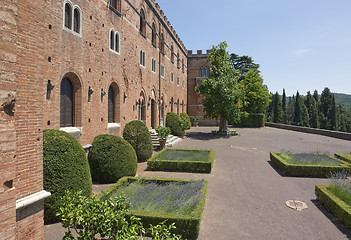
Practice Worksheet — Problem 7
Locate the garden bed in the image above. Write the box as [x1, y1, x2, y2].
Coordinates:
[335, 153, 351, 164]
[315, 185, 351, 229]
[211, 130, 239, 136]
[100, 177, 208, 238]
[147, 148, 215, 173]
[270, 152, 351, 177]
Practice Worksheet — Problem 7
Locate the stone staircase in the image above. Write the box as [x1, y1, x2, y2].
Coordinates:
[149, 129, 181, 149]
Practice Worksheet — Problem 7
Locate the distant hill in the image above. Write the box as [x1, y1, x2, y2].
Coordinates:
[334, 93, 351, 110]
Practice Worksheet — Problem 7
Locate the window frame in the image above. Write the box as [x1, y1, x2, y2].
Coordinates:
[161, 64, 165, 78]
[140, 49, 146, 67]
[151, 58, 156, 73]
[62, 0, 82, 37]
[171, 72, 174, 83]
[177, 76, 180, 86]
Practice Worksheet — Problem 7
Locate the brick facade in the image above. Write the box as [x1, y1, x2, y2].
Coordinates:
[1, 0, 191, 239]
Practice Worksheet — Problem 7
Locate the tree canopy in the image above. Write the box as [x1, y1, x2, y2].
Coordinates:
[196, 42, 243, 132]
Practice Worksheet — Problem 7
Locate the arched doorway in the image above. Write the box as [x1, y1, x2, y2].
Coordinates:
[151, 99, 157, 128]
[60, 77, 73, 127]
[139, 91, 146, 124]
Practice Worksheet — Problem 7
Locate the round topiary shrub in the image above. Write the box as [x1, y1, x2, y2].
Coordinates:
[88, 134, 137, 183]
[166, 112, 180, 136]
[180, 112, 191, 130]
[43, 129, 92, 223]
[123, 120, 153, 162]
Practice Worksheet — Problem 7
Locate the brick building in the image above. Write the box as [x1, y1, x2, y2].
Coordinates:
[0, 0, 210, 239]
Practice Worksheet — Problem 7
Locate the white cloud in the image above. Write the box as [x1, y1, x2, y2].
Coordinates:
[295, 49, 312, 55]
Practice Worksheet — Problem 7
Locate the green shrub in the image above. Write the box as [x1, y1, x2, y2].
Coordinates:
[233, 112, 265, 127]
[166, 112, 180, 136]
[123, 120, 153, 162]
[43, 129, 92, 223]
[270, 152, 351, 177]
[180, 112, 191, 130]
[335, 153, 351, 164]
[88, 134, 137, 183]
[315, 185, 351, 229]
[155, 125, 171, 140]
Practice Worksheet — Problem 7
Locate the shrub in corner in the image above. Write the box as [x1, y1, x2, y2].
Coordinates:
[166, 112, 180, 136]
[88, 134, 137, 183]
[123, 120, 153, 162]
[180, 112, 191, 130]
[43, 129, 92, 223]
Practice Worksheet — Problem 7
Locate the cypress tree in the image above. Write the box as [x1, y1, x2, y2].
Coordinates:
[294, 91, 303, 126]
[273, 92, 283, 123]
[310, 98, 320, 128]
[282, 89, 287, 123]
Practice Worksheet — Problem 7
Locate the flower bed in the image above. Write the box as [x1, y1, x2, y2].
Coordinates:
[211, 130, 239, 136]
[147, 148, 215, 173]
[316, 172, 351, 229]
[335, 153, 351, 164]
[100, 177, 208, 238]
[270, 152, 351, 177]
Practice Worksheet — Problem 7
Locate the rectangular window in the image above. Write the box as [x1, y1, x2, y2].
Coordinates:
[161, 64, 164, 78]
[140, 50, 145, 67]
[171, 72, 174, 83]
[151, 58, 156, 73]
[177, 76, 180, 86]
[182, 79, 184, 88]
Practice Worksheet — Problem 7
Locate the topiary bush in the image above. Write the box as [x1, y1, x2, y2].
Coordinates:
[43, 129, 92, 223]
[123, 120, 153, 162]
[88, 134, 137, 183]
[166, 112, 180, 136]
[180, 112, 191, 130]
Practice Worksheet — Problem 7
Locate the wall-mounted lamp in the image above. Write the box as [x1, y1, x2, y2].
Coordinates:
[147, 97, 152, 107]
[88, 86, 94, 102]
[46, 80, 55, 100]
[123, 92, 127, 103]
[101, 88, 106, 102]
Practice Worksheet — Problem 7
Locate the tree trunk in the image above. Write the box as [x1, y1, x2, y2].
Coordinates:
[219, 117, 228, 132]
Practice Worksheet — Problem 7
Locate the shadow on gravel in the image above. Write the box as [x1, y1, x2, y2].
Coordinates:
[267, 161, 287, 177]
[311, 199, 351, 238]
[186, 131, 227, 141]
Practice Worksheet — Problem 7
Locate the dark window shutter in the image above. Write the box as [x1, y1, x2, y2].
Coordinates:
[60, 78, 73, 127]
[110, 30, 114, 50]
[73, 9, 80, 33]
[108, 86, 115, 123]
[110, 0, 116, 9]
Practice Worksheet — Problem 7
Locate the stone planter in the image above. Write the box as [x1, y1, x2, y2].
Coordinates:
[159, 139, 166, 149]
[191, 121, 199, 127]
[180, 131, 186, 138]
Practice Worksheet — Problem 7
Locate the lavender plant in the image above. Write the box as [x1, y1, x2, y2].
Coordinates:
[110, 180, 205, 215]
[328, 170, 351, 206]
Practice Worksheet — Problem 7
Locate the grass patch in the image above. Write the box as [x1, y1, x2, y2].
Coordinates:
[147, 148, 215, 173]
[100, 177, 208, 238]
[270, 152, 351, 177]
[277, 152, 341, 166]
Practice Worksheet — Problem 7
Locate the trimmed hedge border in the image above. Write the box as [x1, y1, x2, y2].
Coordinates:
[315, 185, 351, 229]
[335, 153, 351, 164]
[270, 152, 351, 177]
[147, 148, 215, 173]
[100, 177, 208, 238]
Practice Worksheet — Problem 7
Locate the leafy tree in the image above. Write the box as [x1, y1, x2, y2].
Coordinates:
[286, 95, 295, 124]
[330, 95, 337, 130]
[313, 90, 319, 102]
[230, 54, 259, 81]
[310, 98, 320, 128]
[273, 92, 283, 123]
[196, 42, 243, 132]
[294, 91, 303, 126]
[302, 104, 310, 127]
[240, 69, 271, 113]
[320, 87, 333, 129]
[282, 89, 287, 123]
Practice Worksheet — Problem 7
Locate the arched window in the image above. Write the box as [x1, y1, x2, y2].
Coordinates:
[182, 100, 184, 113]
[171, 45, 174, 63]
[115, 32, 120, 53]
[177, 99, 180, 115]
[152, 23, 156, 46]
[170, 97, 174, 112]
[110, 29, 114, 50]
[64, 3, 72, 29]
[73, 8, 80, 33]
[139, 92, 146, 122]
[108, 86, 115, 123]
[160, 33, 164, 53]
[60, 78, 73, 127]
[140, 9, 146, 35]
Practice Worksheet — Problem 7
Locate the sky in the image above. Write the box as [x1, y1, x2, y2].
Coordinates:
[156, 0, 351, 96]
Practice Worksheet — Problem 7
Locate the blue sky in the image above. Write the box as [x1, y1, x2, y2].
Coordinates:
[156, 0, 351, 96]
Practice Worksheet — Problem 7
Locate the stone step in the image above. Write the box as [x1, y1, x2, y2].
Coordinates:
[149, 129, 181, 148]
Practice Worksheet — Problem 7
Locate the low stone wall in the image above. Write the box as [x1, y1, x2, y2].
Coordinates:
[265, 122, 351, 141]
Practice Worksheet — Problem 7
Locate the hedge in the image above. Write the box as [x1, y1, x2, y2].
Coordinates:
[123, 120, 153, 162]
[335, 153, 351, 164]
[43, 129, 92, 223]
[270, 152, 351, 177]
[233, 112, 265, 128]
[315, 185, 351, 229]
[180, 112, 191, 130]
[88, 135, 137, 183]
[166, 112, 180, 136]
[147, 149, 215, 173]
[100, 177, 208, 239]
